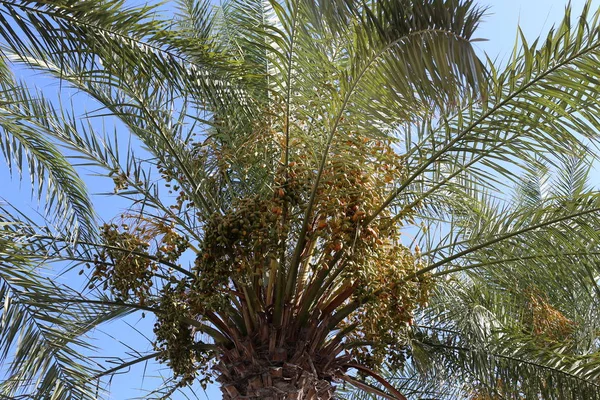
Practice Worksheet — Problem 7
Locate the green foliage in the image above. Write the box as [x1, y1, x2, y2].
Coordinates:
[2, 0, 600, 399]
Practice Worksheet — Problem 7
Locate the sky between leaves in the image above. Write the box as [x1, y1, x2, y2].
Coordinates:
[0, 0, 599, 398]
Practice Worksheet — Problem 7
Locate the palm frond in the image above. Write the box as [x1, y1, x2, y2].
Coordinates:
[0, 233, 133, 399]
[0, 75, 95, 240]
[369, 1, 600, 223]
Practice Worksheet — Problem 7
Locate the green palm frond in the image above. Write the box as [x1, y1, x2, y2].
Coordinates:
[552, 151, 593, 200]
[410, 280, 600, 400]
[342, 277, 600, 399]
[382, 157, 600, 399]
[0, 227, 134, 399]
[0, 75, 95, 240]
[369, 1, 600, 224]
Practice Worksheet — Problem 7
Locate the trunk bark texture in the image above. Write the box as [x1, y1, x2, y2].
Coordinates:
[215, 337, 345, 399]
[219, 362, 335, 399]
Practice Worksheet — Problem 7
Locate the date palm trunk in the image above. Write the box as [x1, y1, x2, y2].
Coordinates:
[214, 316, 346, 399]
[219, 362, 335, 399]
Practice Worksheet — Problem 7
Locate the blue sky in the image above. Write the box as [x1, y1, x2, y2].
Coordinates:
[1, 0, 598, 399]
[476, 0, 599, 60]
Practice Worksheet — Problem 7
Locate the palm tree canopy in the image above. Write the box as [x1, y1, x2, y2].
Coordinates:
[2, 0, 600, 399]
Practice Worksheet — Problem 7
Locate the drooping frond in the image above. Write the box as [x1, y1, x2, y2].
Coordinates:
[0, 72, 95, 240]
[410, 279, 600, 400]
[0, 221, 134, 399]
[369, 1, 600, 224]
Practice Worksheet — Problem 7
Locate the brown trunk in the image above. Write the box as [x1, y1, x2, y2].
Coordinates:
[219, 361, 335, 399]
[212, 304, 351, 399]
[214, 331, 345, 399]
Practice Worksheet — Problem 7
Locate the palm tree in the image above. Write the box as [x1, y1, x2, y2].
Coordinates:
[2, 0, 600, 399]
